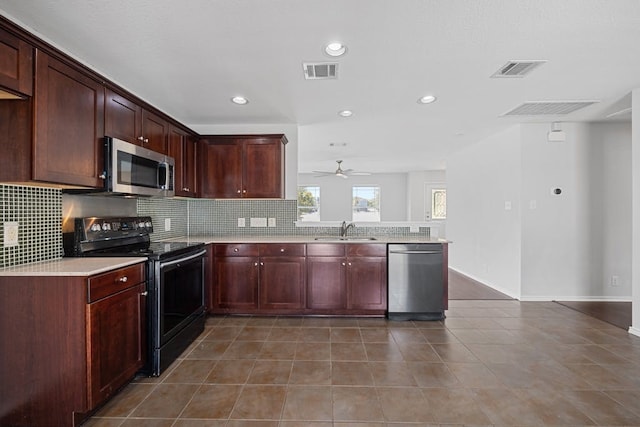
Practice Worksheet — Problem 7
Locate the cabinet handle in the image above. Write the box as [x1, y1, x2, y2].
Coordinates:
[233, 248, 239, 252]
[260, 262, 264, 266]
[99, 172, 106, 180]
[118, 276, 128, 283]
[183, 187, 190, 191]
[237, 190, 241, 194]
[341, 262, 346, 266]
[254, 262, 259, 266]
[137, 136, 144, 141]
[141, 291, 148, 296]
[242, 190, 247, 193]
[144, 138, 149, 143]
[348, 262, 352, 266]
[280, 248, 285, 253]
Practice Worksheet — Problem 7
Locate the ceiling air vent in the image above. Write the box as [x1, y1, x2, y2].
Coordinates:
[303, 62, 338, 80]
[491, 60, 546, 78]
[501, 100, 599, 116]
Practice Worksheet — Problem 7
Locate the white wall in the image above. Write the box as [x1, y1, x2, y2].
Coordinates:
[297, 173, 408, 221]
[447, 125, 522, 298]
[587, 122, 632, 299]
[447, 121, 632, 302]
[632, 89, 640, 337]
[520, 123, 593, 300]
[188, 123, 299, 199]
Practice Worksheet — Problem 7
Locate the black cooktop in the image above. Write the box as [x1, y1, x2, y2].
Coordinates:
[84, 241, 205, 260]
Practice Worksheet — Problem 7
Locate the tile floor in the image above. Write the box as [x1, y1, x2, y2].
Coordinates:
[84, 300, 640, 427]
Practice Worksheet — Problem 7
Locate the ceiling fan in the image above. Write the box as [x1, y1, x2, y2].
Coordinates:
[312, 160, 371, 179]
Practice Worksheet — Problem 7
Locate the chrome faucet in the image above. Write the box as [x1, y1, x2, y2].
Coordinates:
[340, 220, 355, 238]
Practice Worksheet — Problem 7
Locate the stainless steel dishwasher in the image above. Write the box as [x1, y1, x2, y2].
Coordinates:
[387, 244, 445, 321]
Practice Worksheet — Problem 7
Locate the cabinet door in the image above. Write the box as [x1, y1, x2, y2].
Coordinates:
[347, 257, 387, 310]
[105, 89, 142, 145]
[307, 257, 347, 309]
[33, 50, 105, 187]
[259, 257, 306, 310]
[242, 137, 285, 198]
[214, 257, 259, 309]
[141, 109, 168, 154]
[86, 283, 146, 408]
[198, 139, 242, 198]
[0, 28, 33, 97]
[168, 126, 197, 197]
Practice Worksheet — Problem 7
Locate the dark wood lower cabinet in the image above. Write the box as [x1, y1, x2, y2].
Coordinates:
[210, 243, 388, 316]
[0, 262, 146, 427]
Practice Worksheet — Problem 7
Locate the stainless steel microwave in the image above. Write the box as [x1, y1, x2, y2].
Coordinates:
[104, 136, 175, 197]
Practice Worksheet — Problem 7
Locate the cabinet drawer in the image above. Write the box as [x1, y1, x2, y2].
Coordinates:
[347, 243, 387, 257]
[259, 243, 306, 257]
[214, 244, 259, 257]
[306, 243, 346, 257]
[88, 263, 145, 303]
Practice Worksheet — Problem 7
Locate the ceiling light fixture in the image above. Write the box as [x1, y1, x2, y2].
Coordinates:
[231, 96, 248, 105]
[325, 42, 347, 57]
[338, 110, 353, 117]
[418, 95, 437, 104]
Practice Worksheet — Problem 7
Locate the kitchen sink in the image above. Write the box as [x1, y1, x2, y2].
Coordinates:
[313, 236, 377, 241]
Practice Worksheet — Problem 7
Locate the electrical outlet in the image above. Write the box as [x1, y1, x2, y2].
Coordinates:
[410, 225, 419, 233]
[237, 217, 246, 227]
[164, 218, 171, 231]
[250, 217, 267, 227]
[504, 201, 512, 211]
[268, 218, 276, 227]
[3, 222, 19, 247]
[611, 275, 619, 287]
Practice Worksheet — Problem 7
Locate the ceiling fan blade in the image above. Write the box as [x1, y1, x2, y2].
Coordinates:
[350, 172, 371, 176]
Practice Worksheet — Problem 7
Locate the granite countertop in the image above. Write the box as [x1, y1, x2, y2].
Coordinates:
[0, 257, 147, 276]
[164, 235, 449, 244]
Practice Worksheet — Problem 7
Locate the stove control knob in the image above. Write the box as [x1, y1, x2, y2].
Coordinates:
[145, 221, 152, 228]
[102, 223, 111, 231]
[139, 222, 146, 229]
[91, 224, 101, 232]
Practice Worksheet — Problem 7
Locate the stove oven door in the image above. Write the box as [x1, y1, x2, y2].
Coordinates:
[150, 248, 207, 374]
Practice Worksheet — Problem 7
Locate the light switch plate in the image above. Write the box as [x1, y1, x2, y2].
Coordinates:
[3, 222, 19, 247]
[268, 218, 276, 227]
[237, 217, 246, 227]
[164, 218, 171, 231]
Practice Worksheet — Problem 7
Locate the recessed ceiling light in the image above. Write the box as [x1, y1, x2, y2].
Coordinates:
[338, 110, 353, 117]
[231, 96, 248, 105]
[325, 42, 347, 57]
[418, 95, 437, 104]
[329, 142, 348, 147]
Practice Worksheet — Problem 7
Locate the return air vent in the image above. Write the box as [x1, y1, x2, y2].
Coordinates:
[491, 60, 546, 78]
[303, 62, 338, 80]
[501, 100, 599, 116]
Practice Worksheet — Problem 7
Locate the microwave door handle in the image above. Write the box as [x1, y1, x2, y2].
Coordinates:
[159, 161, 169, 190]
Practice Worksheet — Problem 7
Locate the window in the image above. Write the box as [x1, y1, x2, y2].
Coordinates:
[297, 186, 320, 221]
[431, 189, 447, 219]
[352, 186, 380, 221]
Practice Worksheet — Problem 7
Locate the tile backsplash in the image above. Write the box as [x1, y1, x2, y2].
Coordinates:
[0, 184, 62, 268]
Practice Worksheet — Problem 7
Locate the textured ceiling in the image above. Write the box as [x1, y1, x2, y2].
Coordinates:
[0, 0, 637, 173]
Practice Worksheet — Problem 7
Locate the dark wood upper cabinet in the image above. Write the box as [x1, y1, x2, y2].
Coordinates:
[199, 134, 287, 199]
[141, 109, 168, 154]
[0, 27, 33, 97]
[105, 88, 168, 154]
[105, 88, 141, 144]
[168, 125, 197, 197]
[33, 49, 105, 188]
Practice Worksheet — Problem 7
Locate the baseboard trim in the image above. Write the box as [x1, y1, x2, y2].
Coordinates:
[518, 296, 632, 302]
[629, 326, 640, 337]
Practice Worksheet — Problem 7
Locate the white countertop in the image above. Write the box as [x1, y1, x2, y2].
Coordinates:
[0, 257, 147, 276]
[164, 235, 449, 244]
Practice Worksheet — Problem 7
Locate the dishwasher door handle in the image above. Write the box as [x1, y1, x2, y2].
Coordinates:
[389, 250, 442, 255]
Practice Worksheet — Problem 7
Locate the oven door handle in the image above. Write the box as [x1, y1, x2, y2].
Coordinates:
[159, 249, 207, 269]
